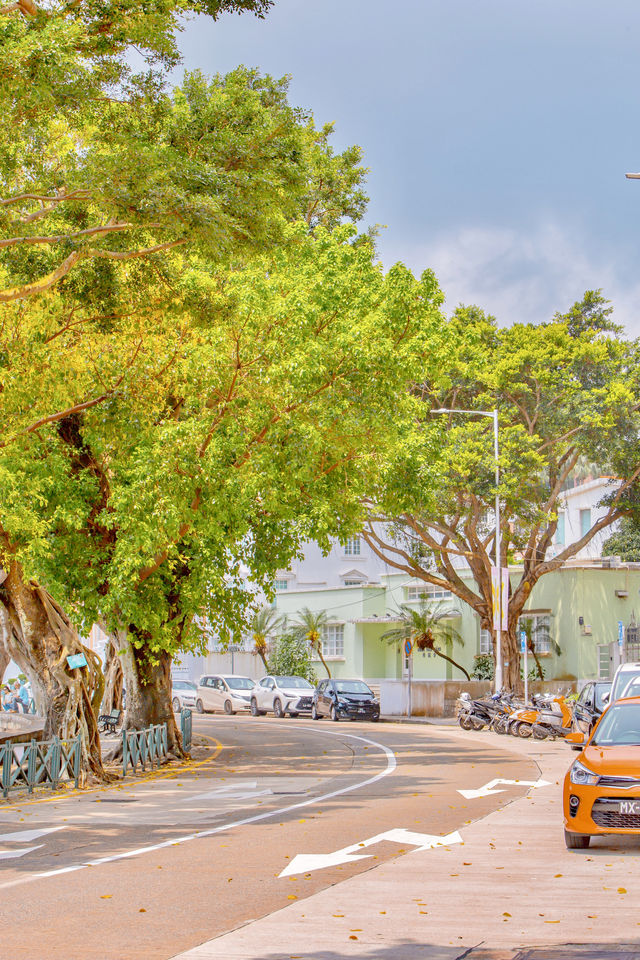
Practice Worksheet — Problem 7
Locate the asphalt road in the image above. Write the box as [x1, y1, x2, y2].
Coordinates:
[0, 717, 540, 960]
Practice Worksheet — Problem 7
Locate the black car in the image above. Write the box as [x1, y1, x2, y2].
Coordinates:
[572, 680, 612, 739]
[312, 678, 380, 722]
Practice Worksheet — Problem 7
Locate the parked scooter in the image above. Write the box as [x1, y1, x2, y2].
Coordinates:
[456, 692, 492, 730]
[508, 693, 573, 739]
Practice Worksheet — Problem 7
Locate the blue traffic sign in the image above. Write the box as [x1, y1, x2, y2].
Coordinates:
[404, 639, 413, 657]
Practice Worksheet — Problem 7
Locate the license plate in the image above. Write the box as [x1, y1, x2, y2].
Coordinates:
[618, 800, 640, 814]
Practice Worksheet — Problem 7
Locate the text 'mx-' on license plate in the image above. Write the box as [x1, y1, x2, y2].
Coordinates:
[619, 800, 640, 814]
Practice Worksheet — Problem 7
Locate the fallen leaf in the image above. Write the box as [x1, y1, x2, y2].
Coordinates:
[288, 895, 297, 900]
[618, 888, 627, 894]
[503, 912, 511, 918]
[100, 895, 112, 900]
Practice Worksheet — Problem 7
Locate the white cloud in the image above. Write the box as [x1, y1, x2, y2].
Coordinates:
[383, 221, 640, 335]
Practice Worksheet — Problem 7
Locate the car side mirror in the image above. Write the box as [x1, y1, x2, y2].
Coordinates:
[566, 731, 586, 749]
[602, 692, 610, 704]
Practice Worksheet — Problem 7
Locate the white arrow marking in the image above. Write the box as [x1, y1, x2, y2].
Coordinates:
[0, 826, 65, 844]
[279, 827, 463, 878]
[458, 778, 551, 800]
[0, 845, 43, 860]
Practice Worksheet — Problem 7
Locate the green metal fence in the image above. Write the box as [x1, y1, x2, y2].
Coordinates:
[180, 708, 192, 753]
[0, 735, 81, 798]
[122, 723, 168, 775]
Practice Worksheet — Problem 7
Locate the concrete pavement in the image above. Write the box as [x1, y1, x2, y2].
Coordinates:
[172, 726, 640, 960]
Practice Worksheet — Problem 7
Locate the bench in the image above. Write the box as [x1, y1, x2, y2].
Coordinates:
[98, 709, 122, 734]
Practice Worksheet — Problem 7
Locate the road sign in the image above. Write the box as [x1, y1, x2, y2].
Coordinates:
[404, 639, 413, 657]
[618, 620, 625, 647]
[66, 653, 87, 669]
[520, 630, 526, 653]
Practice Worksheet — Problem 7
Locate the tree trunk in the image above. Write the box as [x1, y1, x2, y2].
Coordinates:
[500, 625, 522, 694]
[0, 631, 9, 684]
[432, 645, 471, 681]
[315, 641, 332, 678]
[120, 641, 184, 758]
[0, 557, 107, 780]
[102, 633, 124, 714]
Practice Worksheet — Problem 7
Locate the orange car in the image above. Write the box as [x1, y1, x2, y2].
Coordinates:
[563, 696, 640, 849]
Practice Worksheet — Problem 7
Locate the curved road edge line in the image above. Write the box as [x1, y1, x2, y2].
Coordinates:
[0, 727, 396, 892]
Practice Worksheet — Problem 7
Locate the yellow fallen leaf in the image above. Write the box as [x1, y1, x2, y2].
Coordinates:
[503, 912, 511, 917]
[100, 895, 112, 900]
[288, 895, 297, 900]
[618, 888, 627, 894]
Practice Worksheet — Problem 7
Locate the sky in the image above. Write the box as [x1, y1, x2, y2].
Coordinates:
[179, 0, 640, 332]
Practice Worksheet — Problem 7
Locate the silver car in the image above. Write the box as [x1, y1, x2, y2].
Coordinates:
[196, 675, 254, 714]
[250, 675, 315, 718]
[171, 679, 198, 712]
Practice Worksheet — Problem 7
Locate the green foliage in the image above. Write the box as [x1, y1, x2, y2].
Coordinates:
[471, 654, 494, 680]
[602, 518, 640, 562]
[267, 633, 317, 683]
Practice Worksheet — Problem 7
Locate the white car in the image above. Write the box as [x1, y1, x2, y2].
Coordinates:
[171, 679, 198, 712]
[609, 662, 640, 704]
[250, 675, 315, 718]
[196, 674, 254, 715]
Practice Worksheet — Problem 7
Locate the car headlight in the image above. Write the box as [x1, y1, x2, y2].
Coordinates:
[570, 759, 599, 786]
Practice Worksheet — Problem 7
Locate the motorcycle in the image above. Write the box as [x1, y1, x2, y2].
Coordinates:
[508, 693, 574, 739]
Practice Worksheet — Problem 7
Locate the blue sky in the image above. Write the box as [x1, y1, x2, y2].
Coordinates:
[179, 0, 640, 331]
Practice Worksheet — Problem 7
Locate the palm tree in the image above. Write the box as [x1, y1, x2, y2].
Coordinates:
[291, 607, 332, 677]
[250, 606, 283, 671]
[380, 602, 470, 680]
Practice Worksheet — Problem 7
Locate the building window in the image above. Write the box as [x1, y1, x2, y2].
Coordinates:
[407, 583, 452, 602]
[321, 624, 344, 657]
[343, 537, 361, 556]
[519, 614, 552, 654]
[480, 629, 492, 655]
[580, 508, 591, 538]
[343, 580, 364, 587]
[274, 579, 288, 591]
[555, 511, 565, 545]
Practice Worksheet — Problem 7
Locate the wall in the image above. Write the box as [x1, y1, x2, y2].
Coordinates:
[380, 678, 578, 717]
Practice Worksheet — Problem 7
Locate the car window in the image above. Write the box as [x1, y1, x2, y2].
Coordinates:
[259, 678, 270, 687]
[274, 676, 314, 689]
[592, 702, 640, 745]
[335, 680, 373, 695]
[612, 668, 640, 702]
[317, 681, 326, 693]
[579, 683, 593, 707]
[594, 684, 611, 712]
[226, 677, 254, 690]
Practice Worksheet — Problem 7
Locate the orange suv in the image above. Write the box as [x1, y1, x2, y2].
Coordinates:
[564, 696, 640, 848]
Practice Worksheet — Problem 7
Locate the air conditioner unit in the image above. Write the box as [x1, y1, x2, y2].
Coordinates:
[615, 590, 629, 598]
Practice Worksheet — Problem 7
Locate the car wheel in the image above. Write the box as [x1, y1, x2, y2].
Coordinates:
[371, 715, 380, 722]
[196, 699, 204, 714]
[564, 829, 590, 849]
[330, 704, 339, 722]
[274, 698, 284, 718]
[311, 704, 320, 720]
[172, 697, 180, 713]
[224, 700, 236, 716]
[250, 698, 262, 717]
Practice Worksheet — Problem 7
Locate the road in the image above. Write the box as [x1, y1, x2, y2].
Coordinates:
[0, 716, 539, 960]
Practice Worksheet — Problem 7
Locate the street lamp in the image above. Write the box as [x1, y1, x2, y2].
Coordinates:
[431, 407, 503, 691]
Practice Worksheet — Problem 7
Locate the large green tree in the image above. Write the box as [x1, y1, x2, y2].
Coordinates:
[364, 293, 640, 691]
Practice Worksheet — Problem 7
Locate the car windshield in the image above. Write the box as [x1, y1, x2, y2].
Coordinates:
[225, 677, 254, 690]
[335, 680, 372, 695]
[275, 676, 313, 689]
[174, 681, 196, 691]
[612, 669, 640, 702]
[592, 703, 640, 746]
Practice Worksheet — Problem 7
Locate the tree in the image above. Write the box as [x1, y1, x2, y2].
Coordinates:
[290, 608, 333, 677]
[0, 0, 378, 767]
[602, 518, 640, 562]
[267, 633, 316, 683]
[364, 293, 640, 691]
[250, 606, 282, 670]
[518, 616, 560, 682]
[379, 602, 470, 680]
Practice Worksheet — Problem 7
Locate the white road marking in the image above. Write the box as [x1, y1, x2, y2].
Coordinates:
[458, 777, 550, 799]
[0, 826, 66, 844]
[187, 782, 272, 802]
[279, 827, 463, 877]
[0, 727, 396, 891]
[0, 845, 43, 860]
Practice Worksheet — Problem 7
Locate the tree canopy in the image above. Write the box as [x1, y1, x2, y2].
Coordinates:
[364, 292, 640, 690]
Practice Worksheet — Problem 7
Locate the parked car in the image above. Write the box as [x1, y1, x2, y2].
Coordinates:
[250, 675, 315, 718]
[312, 678, 380, 722]
[609, 662, 640, 704]
[196, 675, 254, 714]
[171, 679, 198, 713]
[571, 680, 612, 741]
[564, 695, 640, 848]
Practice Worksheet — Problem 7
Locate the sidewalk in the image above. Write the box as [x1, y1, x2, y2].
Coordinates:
[171, 727, 640, 960]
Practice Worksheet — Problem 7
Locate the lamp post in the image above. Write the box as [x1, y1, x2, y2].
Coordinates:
[431, 408, 503, 691]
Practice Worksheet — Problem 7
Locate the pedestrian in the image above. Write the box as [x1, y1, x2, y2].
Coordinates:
[12, 682, 25, 713]
[0, 685, 10, 711]
[17, 678, 29, 712]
